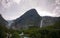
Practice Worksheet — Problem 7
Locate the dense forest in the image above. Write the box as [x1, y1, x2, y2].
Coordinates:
[0, 21, 60, 38]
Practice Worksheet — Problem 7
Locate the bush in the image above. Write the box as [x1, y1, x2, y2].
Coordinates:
[11, 32, 20, 38]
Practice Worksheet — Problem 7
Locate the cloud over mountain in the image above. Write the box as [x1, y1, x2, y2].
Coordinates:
[0, 0, 60, 20]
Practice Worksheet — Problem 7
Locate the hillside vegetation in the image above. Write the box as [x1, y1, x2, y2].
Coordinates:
[0, 21, 60, 38]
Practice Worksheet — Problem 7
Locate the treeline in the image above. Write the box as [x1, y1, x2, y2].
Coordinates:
[23, 21, 60, 38]
[23, 28, 60, 38]
[0, 21, 60, 38]
[0, 24, 21, 38]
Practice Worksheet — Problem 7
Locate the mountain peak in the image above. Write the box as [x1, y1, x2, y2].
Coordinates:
[0, 14, 2, 16]
[28, 9, 37, 11]
[25, 9, 38, 15]
[20, 8, 40, 18]
[0, 14, 3, 18]
[11, 8, 41, 30]
[0, 14, 8, 26]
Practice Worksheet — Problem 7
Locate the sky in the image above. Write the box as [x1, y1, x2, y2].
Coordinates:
[0, 0, 60, 20]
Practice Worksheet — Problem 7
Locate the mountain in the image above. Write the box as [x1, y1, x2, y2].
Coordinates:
[0, 8, 60, 30]
[11, 9, 41, 30]
[41, 16, 60, 27]
[10, 9, 60, 30]
[0, 14, 8, 26]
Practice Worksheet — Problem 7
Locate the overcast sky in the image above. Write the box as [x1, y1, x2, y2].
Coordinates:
[0, 0, 60, 20]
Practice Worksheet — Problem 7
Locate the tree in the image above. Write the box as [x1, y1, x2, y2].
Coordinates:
[11, 32, 20, 38]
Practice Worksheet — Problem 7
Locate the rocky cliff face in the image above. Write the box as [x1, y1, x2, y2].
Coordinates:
[0, 9, 60, 30]
[40, 16, 60, 27]
[11, 9, 41, 30]
[10, 9, 60, 30]
[0, 14, 8, 26]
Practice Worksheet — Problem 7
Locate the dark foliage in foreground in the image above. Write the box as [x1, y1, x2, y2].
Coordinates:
[0, 21, 60, 38]
[23, 21, 60, 38]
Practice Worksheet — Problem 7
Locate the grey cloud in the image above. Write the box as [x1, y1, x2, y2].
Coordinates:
[0, 0, 60, 20]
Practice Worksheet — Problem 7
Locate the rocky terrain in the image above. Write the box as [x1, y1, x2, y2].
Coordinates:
[0, 9, 60, 30]
[41, 16, 60, 27]
[11, 9, 41, 30]
[0, 14, 8, 27]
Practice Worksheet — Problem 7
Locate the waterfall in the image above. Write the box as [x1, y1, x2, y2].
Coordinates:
[40, 19, 43, 28]
[7, 20, 14, 28]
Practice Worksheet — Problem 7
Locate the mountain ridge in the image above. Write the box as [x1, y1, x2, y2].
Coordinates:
[11, 9, 41, 30]
[0, 14, 8, 26]
[0, 9, 60, 30]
